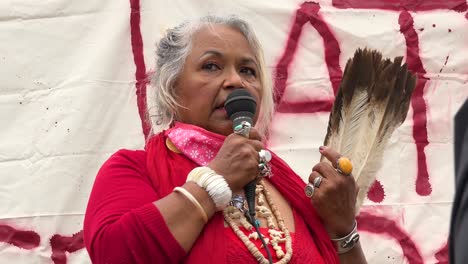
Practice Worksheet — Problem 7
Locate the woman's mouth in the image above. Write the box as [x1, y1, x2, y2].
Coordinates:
[214, 105, 227, 116]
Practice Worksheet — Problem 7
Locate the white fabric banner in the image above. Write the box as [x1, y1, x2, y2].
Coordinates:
[1, 0, 468, 263]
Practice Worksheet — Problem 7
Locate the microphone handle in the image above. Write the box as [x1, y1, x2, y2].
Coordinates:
[244, 180, 257, 225]
[230, 113, 257, 224]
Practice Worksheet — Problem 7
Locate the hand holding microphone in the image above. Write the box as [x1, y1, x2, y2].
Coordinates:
[207, 128, 263, 193]
[205, 89, 275, 264]
[224, 89, 260, 226]
[207, 89, 264, 194]
[224, 89, 272, 178]
[208, 89, 272, 228]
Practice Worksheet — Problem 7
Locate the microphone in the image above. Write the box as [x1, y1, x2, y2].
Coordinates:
[225, 89, 273, 263]
[224, 89, 257, 226]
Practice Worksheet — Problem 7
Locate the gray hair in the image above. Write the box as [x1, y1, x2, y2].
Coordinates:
[147, 15, 274, 137]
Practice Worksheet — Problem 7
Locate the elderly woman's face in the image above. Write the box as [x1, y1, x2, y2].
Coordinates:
[174, 25, 262, 136]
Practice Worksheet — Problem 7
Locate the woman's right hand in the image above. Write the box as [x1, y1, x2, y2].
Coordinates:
[207, 128, 264, 193]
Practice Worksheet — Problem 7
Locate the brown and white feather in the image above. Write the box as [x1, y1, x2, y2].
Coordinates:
[322, 49, 416, 213]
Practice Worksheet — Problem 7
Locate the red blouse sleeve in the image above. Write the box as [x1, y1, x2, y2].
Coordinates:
[83, 149, 186, 264]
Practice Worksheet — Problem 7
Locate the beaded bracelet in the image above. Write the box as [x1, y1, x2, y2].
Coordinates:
[187, 167, 233, 211]
[173, 187, 208, 224]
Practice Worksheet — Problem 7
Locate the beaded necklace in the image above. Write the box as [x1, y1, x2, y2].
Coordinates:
[223, 180, 293, 264]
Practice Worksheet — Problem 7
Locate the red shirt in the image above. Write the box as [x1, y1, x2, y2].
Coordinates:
[84, 136, 338, 263]
[84, 149, 185, 263]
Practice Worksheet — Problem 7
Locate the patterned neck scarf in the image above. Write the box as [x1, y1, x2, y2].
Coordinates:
[165, 122, 225, 166]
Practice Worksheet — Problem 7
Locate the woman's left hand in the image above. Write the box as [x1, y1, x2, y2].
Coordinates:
[308, 146, 358, 238]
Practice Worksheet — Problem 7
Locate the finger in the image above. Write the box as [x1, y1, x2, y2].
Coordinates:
[308, 170, 323, 184]
[318, 146, 342, 168]
[230, 128, 262, 143]
[248, 128, 262, 141]
[238, 143, 262, 164]
[248, 139, 264, 152]
[312, 162, 340, 182]
[308, 170, 328, 189]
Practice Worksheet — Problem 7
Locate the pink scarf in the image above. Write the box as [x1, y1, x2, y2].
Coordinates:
[145, 122, 339, 263]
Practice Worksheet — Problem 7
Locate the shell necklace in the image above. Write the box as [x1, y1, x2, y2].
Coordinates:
[223, 180, 293, 264]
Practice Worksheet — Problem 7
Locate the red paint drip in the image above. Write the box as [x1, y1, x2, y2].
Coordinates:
[50, 230, 84, 264]
[130, 0, 150, 140]
[332, 0, 467, 12]
[440, 56, 450, 73]
[305, 3, 343, 95]
[399, 11, 432, 196]
[0, 224, 40, 250]
[274, 2, 342, 114]
[357, 212, 424, 264]
[434, 242, 449, 264]
[367, 180, 385, 203]
[274, 3, 308, 104]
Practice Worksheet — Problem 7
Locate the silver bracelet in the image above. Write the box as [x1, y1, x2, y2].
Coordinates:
[331, 220, 360, 254]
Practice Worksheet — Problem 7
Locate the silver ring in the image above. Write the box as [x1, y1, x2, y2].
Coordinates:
[304, 183, 315, 198]
[234, 121, 252, 138]
[229, 194, 246, 213]
[313, 176, 323, 188]
[258, 162, 271, 177]
[258, 150, 272, 164]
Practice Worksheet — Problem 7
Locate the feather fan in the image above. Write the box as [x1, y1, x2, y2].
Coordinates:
[322, 48, 417, 213]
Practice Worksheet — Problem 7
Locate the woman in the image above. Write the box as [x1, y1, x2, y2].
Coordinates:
[84, 15, 367, 263]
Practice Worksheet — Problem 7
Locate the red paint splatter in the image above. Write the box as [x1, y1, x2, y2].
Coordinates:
[434, 242, 449, 264]
[274, 2, 341, 113]
[50, 230, 84, 264]
[130, 0, 151, 140]
[367, 180, 385, 203]
[433, 24, 437, 28]
[332, 0, 467, 12]
[399, 11, 432, 196]
[0, 224, 40, 250]
[448, 29, 452, 32]
[357, 212, 424, 264]
[419, 28, 425, 31]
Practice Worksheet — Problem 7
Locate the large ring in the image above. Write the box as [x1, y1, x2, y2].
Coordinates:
[336, 157, 353, 176]
[304, 183, 315, 198]
[313, 175, 323, 188]
[229, 194, 246, 212]
[258, 162, 271, 177]
[234, 121, 252, 138]
[258, 150, 272, 164]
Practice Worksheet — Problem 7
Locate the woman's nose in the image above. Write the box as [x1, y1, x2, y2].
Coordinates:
[223, 68, 244, 89]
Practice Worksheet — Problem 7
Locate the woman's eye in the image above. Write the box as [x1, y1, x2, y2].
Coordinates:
[202, 63, 220, 71]
[241, 67, 256, 77]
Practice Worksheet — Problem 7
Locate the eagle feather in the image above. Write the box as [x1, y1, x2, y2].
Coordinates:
[322, 48, 416, 213]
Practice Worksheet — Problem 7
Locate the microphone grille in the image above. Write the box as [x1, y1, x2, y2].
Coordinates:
[224, 89, 257, 118]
